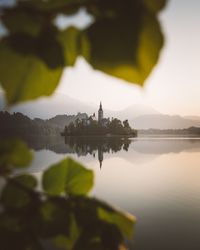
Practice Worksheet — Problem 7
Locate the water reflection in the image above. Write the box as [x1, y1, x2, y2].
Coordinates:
[20, 135, 200, 174]
[17, 136, 200, 250]
[24, 136, 200, 170]
[64, 136, 131, 168]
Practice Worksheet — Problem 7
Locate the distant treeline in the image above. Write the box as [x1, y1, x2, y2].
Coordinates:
[138, 127, 200, 136]
[0, 111, 60, 138]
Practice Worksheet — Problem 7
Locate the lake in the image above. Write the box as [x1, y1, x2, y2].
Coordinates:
[26, 136, 200, 250]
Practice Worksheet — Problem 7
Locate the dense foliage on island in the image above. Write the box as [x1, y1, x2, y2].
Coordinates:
[63, 118, 137, 137]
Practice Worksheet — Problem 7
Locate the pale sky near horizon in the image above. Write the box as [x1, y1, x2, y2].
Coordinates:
[55, 0, 200, 116]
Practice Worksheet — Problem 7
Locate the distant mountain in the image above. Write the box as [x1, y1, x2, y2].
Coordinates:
[8, 92, 160, 121]
[10, 93, 96, 119]
[138, 127, 200, 136]
[117, 104, 160, 120]
[1, 92, 200, 130]
[184, 116, 200, 121]
[131, 114, 200, 129]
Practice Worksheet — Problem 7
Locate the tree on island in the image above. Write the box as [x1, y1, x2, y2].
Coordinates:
[63, 103, 137, 137]
[63, 117, 137, 137]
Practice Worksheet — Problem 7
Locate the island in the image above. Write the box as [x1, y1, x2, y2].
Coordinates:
[61, 102, 137, 137]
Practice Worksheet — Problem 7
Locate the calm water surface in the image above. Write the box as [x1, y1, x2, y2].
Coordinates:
[27, 137, 200, 250]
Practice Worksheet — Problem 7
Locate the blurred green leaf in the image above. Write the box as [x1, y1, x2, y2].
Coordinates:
[84, 9, 164, 85]
[136, 13, 164, 81]
[143, 0, 167, 12]
[13, 174, 37, 189]
[0, 139, 32, 169]
[57, 27, 81, 66]
[38, 199, 71, 237]
[0, 178, 135, 249]
[36, 27, 65, 69]
[2, 9, 43, 37]
[1, 180, 31, 208]
[0, 213, 22, 232]
[17, 0, 83, 14]
[0, 40, 62, 105]
[40, 200, 60, 222]
[3, 26, 65, 69]
[42, 158, 94, 196]
[0, 0, 166, 105]
[98, 207, 136, 239]
[0, 175, 36, 210]
[53, 215, 80, 250]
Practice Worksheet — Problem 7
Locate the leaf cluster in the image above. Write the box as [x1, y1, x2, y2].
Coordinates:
[0, 0, 167, 105]
[0, 139, 136, 250]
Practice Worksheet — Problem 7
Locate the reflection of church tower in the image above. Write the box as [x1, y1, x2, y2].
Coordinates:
[98, 102, 103, 123]
[98, 146, 103, 169]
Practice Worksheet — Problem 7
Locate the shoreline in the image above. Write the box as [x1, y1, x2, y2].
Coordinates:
[62, 134, 136, 139]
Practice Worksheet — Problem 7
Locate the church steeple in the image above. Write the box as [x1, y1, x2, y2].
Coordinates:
[98, 101, 103, 123]
[99, 102, 102, 111]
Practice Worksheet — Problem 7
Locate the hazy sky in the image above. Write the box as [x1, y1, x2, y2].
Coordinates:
[55, 0, 200, 115]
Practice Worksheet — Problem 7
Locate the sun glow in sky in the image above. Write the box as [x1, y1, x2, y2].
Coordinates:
[56, 0, 200, 116]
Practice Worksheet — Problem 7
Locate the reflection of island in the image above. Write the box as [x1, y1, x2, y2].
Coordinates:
[11, 136, 200, 174]
[65, 137, 131, 168]
[61, 103, 137, 137]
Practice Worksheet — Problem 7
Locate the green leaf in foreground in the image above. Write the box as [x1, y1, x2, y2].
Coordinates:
[2, 9, 43, 37]
[42, 158, 94, 196]
[83, 6, 164, 85]
[0, 139, 32, 169]
[0, 175, 36, 210]
[0, 41, 62, 105]
[143, 0, 167, 12]
[57, 26, 81, 66]
[53, 215, 80, 250]
[98, 207, 136, 239]
[0, 0, 167, 106]
[13, 174, 37, 189]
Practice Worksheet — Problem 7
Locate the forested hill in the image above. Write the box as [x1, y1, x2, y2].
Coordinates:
[0, 112, 88, 137]
[46, 113, 87, 129]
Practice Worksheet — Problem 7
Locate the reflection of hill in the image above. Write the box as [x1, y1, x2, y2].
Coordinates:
[111, 148, 158, 166]
[113, 139, 200, 166]
[22, 136, 200, 167]
[25, 135, 200, 154]
[16, 136, 200, 175]
[132, 139, 200, 154]
[26, 136, 200, 156]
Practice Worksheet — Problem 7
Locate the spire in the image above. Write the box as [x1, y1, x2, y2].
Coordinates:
[99, 101, 102, 111]
[98, 101, 103, 123]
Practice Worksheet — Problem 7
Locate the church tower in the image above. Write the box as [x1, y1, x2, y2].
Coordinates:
[98, 102, 103, 123]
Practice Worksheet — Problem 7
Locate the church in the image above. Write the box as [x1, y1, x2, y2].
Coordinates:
[81, 102, 110, 127]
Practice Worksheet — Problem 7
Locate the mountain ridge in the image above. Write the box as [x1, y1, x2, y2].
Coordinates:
[131, 114, 200, 129]
[1, 93, 199, 130]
